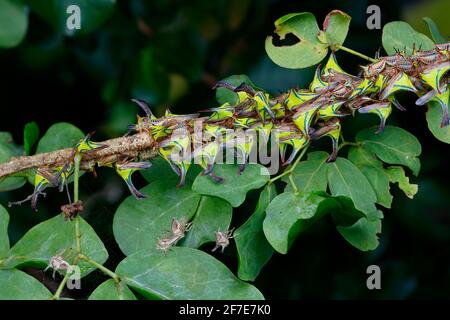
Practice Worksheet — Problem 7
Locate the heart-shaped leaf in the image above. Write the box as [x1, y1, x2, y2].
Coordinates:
[116, 247, 264, 300]
[113, 180, 201, 256]
[235, 184, 276, 281]
[385, 166, 418, 199]
[192, 164, 270, 207]
[265, 12, 328, 69]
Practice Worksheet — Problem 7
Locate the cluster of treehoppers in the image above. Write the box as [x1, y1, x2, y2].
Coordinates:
[10, 43, 450, 209]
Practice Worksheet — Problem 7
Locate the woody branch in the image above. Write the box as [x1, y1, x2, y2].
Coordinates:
[0, 132, 157, 179]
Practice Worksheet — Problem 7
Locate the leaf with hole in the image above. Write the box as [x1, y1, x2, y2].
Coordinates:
[386, 166, 418, 199]
[265, 12, 328, 69]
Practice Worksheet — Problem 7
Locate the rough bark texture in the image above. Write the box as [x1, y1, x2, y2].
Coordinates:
[0, 132, 156, 179]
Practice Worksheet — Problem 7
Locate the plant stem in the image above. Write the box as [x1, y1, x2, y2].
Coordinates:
[269, 144, 310, 184]
[78, 253, 120, 283]
[337, 141, 360, 151]
[337, 45, 377, 63]
[73, 153, 82, 254]
[51, 271, 70, 300]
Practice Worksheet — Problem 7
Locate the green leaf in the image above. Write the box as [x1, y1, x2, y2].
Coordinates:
[325, 196, 366, 227]
[336, 217, 381, 251]
[36, 122, 84, 154]
[26, 0, 116, 36]
[265, 12, 328, 69]
[263, 191, 325, 254]
[327, 157, 381, 220]
[235, 184, 276, 281]
[23, 121, 40, 156]
[0, 132, 26, 192]
[89, 279, 136, 300]
[322, 10, 351, 49]
[382, 21, 434, 55]
[181, 196, 232, 248]
[283, 151, 328, 192]
[0, 269, 52, 299]
[2, 214, 108, 277]
[0, 0, 28, 48]
[140, 157, 201, 186]
[0, 205, 9, 258]
[348, 147, 393, 208]
[422, 17, 447, 43]
[386, 166, 418, 199]
[192, 164, 270, 207]
[426, 101, 450, 144]
[356, 126, 422, 176]
[113, 180, 201, 256]
[116, 247, 264, 300]
[216, 74, 259, 105]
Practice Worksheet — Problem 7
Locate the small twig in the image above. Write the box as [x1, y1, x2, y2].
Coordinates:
[0, 132, 156, 179]
[78, 254, 120, 283]
[51, 270, 71, 300]
[337, 45, 377, 63]
[269, 144, 310, 186]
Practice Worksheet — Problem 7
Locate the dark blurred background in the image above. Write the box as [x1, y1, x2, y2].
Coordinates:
[1, 0, 450, 299]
